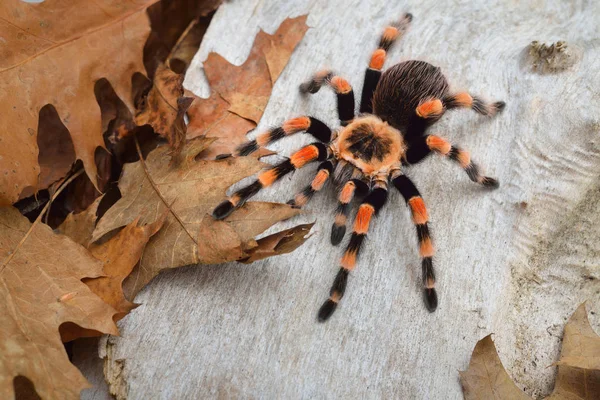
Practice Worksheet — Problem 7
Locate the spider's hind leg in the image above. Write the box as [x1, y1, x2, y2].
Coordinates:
[360, 12, 412, 113]
[443, 92, 506, 117]
[318, 179, 388, 322]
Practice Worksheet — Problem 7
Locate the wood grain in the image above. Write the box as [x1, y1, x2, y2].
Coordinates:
[77, 0, 600, 398]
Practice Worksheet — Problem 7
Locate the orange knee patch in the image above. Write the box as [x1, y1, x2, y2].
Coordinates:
[334, 213, 347, 226]
[369, 49, 386, 70]
[382, 26, 400, 42]
[340, 251, 357, 270]
[408, 197, 428, 224]
[453, 92, 473, 107]
[311, 169, 329, 190]
[339, 181, 356, 204]
[416, 99, 444, 118]
[283, 116, 311, 134]
[256, 131, 271, 146]
[258, 169, 278, 187]
[426, 135, 451, 155]
[330, 76, 352, 94]
[419, 238, 435, 257]
[294, 193, 309, 207]
[229, 194, 241, 207]
[457, 150, 471, 168]
[354, 204, 374, 234]
[290, 145, 318, 168]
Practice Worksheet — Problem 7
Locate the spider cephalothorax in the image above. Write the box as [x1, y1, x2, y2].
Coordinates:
[212, 13, 505, 322]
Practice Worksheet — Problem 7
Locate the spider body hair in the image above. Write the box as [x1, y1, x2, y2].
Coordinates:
[212, 13, 505, 322]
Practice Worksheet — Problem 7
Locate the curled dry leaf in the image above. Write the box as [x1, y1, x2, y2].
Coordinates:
[92, 137, 300, 299]
[56, 196, 103, 248]
[135, 64, 194, 157]
[240, 223, 314, 264]
[59, 213, 167, 342]
[0, 207, 118, 400]
[0, 0, 159, 205]
[547, 303, 600, 400]
[186, 15, 309, 159]
[459, 335, 531, 400]
[461, 303, 600, 400]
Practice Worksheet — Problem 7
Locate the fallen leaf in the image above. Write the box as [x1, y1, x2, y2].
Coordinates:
[0, 0, 159, 205]
[135, 64, 194, 157]
[60, 214, 167, 342]
[167, 17, 212, 74]
[92, 137, 300, 299]
[461, 303, 600, 400]
[186, 15, 309, 159]
[0, 207, 118, 399]
[460, 335, 531, 400]
[56, 196, 103, 248]
[554, 303, 600, 370]
[547, 303, 600, 400]
[240, 223, 314, 263]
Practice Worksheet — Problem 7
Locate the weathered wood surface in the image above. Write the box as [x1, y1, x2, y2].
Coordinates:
[78, 0, 600, 398]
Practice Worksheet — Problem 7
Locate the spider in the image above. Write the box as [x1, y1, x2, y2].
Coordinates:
[212, 13, 505, 322]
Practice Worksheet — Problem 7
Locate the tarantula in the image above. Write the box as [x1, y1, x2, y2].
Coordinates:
[212, 13, 505, 322]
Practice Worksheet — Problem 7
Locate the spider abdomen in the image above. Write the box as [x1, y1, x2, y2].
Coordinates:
[372, 60, 449, 132]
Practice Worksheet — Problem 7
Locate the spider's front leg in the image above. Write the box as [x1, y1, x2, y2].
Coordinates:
[287, 160, 334, 208]
[299, 71, 355, 126]
[212, 143, 329, 220]
[391, 171, 438, 312]
[318, 179, 388, 322]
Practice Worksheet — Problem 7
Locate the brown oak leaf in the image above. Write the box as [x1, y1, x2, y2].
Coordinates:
[460, 303, 600, 400]
[186, 15, 309, 159]
[240, 223, 314, 264]
[0, 0, 160, 205]
[135, 64, 194, 157]
[59, 214, 167, 342]
[92, 137, 300, 299]
[0, 207, 118, 399]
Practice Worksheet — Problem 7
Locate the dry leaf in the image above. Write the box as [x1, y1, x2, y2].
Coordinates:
[547, 303, 600, 400]
[186, 15, 309, 159]
[240, 223, 314, 263]
[0, 0, 159, 205]
[167, 17, 212, 74]
[56, 196, 103, 248]
[461, 303, 600, 400]
[460, 335, 531, 400]
[60, 214, 167, 342]
[0, 207, 118, 399]
[554, 303, 600, 370]
[92, 137, 300, 298]
[135, 64, 194, 157]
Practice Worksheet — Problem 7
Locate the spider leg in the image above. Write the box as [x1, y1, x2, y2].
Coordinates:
[443, 92, 505, 117]
[234, 116, 332, 157]
[299, 71, 355, 126]
[318, 180, 388, 322]
[360, 12, 412, 113]
[212, 143, 329, 219]
[390, 171, 438, 312]
[330, 177, 369, 245]
[425, 135, 499, 188]
[287, 160, 334, 208]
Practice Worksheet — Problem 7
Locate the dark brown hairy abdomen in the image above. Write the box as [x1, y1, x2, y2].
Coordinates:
[372, 60, 449, 131]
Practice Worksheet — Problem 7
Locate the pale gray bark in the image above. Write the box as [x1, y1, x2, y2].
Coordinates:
[78, 0, 600, 398]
